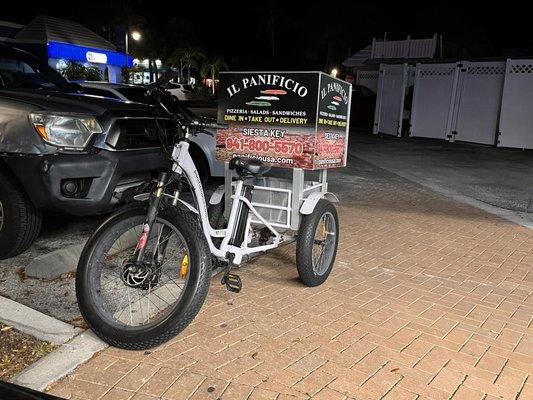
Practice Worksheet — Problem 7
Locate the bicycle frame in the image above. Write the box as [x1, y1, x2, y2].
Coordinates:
[169, 136, 289, 265]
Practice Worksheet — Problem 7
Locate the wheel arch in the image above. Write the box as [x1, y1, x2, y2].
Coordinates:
[0, 159, 31, 200]
[299, 192, 339, 215]
[208, 184, 225, 205]
[188, 140, 212, 175]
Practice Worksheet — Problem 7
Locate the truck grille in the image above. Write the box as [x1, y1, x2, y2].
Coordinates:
[106, 118, 179, 150]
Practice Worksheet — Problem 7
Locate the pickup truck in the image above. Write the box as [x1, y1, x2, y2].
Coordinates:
[0, 45, 174, 259]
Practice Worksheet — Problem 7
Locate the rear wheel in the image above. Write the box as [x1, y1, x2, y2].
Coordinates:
[0, 170, 42, 259]
[208, 196, 225, 231]
[207, 196, 226, 272]
[296, 199, 339, 287]
[76, 206, 211, 349]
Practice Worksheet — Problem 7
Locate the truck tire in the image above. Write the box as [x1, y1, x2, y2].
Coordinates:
[0, 170, 42, 259]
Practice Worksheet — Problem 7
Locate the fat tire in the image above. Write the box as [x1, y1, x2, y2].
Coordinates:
[76, 205, 211, 349]
[0, 170, 42, 260]
[296, 199, 339, 287]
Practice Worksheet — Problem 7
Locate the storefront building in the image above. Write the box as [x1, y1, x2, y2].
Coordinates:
[2, 15, 132, 83]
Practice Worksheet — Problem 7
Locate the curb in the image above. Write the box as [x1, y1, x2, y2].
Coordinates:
[12, 330, 107, 392]
[0, 296, 80, 343]
[25, 243, 85, 280]
[0, 295, 107, 392]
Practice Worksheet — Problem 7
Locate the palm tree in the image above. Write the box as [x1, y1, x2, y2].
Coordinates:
[200, 55, 229, 95]
[166, 47, 205, 84]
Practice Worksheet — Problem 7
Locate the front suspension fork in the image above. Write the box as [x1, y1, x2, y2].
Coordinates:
[133, 171, 172, 266]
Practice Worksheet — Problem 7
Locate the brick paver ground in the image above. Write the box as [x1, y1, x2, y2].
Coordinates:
[48, 154, 532, 400]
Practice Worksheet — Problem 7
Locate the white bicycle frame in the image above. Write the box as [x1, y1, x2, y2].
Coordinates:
[170, 138, 287, 265]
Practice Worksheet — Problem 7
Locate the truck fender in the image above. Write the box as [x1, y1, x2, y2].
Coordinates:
[209, 184, 225, 205]
[300, 192, 339, 215]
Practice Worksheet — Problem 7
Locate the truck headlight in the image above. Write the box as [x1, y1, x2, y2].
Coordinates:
[29, 112, 103, 149]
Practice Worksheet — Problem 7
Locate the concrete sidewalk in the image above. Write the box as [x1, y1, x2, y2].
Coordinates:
[47, 155, 532, 400]
[352, 134, 533, 228]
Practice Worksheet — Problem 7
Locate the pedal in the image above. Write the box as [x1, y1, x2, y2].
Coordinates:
[221, 273, 242, 293]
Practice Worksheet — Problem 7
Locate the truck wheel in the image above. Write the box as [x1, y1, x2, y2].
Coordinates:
[296, 199, 339, 287]
[0, 171, 42, 259]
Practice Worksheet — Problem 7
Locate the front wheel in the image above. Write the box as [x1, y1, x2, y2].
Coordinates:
[76, 206, 211, 349]
[296, 199, 339, 287]
[0, 170, 42, 260]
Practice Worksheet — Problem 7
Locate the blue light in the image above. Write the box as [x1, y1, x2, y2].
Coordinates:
[47, 41, 133, 67]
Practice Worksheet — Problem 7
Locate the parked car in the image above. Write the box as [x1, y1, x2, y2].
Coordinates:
[0, 46, 173, 259]
[78, 81, 224, 182]
[350, 84, 376, 128]
[167, 82, 195, 100]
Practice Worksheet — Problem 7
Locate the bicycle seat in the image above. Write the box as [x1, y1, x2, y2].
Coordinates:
[228, 157, 270, 176]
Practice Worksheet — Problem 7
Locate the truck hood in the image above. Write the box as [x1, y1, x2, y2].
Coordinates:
[0, 89, 152, 115]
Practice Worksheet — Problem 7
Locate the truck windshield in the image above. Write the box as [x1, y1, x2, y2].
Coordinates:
[0, 54, 76, 92]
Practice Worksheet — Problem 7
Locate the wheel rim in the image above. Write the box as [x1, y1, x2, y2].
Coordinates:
[90, 217, 191, 328]
[0, 200, 3, 231]
[311, 211, 337, 276]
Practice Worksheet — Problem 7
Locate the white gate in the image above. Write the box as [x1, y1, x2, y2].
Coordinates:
[409, 63, 458, 140]
[356, 70, 379, 93]
[373, 64, 408, 136]
[498, 60, 533, 149]
[450, 61, 505, 145]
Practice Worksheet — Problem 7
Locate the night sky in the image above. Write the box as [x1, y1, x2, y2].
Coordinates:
[2, 2, 528, 71]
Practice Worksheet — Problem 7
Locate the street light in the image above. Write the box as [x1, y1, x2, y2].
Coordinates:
[124, 30, 141, 84]
[125, 30, 141, 55]
[331, 68, 338, 78]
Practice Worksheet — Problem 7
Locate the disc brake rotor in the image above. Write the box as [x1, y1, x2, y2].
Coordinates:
[121, 254, 162, 290]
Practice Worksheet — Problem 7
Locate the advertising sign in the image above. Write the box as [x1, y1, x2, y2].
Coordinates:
[216, 72, 351, 169]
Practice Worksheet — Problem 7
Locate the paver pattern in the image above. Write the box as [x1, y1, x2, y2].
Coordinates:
[48, 155, 532, 400]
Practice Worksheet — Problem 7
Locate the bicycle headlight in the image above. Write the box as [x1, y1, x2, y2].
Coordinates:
[29, 112, 103, 149]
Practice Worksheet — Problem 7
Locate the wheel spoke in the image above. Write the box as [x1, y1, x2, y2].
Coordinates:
[311, 211, 336, 276]
[93, 217, 189, 327]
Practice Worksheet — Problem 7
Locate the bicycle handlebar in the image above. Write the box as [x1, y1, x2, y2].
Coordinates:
[180, 116, 228, 132]
[146, 78, 228, 137]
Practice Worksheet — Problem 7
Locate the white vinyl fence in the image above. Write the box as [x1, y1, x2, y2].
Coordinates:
[498, 60, 533, 149]
[410, 63, 459, 140]
[450, 61, 505, 145]
[373, 58, 533, 148]
[373, 64, 409, 137]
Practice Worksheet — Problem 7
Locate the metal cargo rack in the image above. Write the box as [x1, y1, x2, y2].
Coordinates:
[224, 165, 329, 232]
